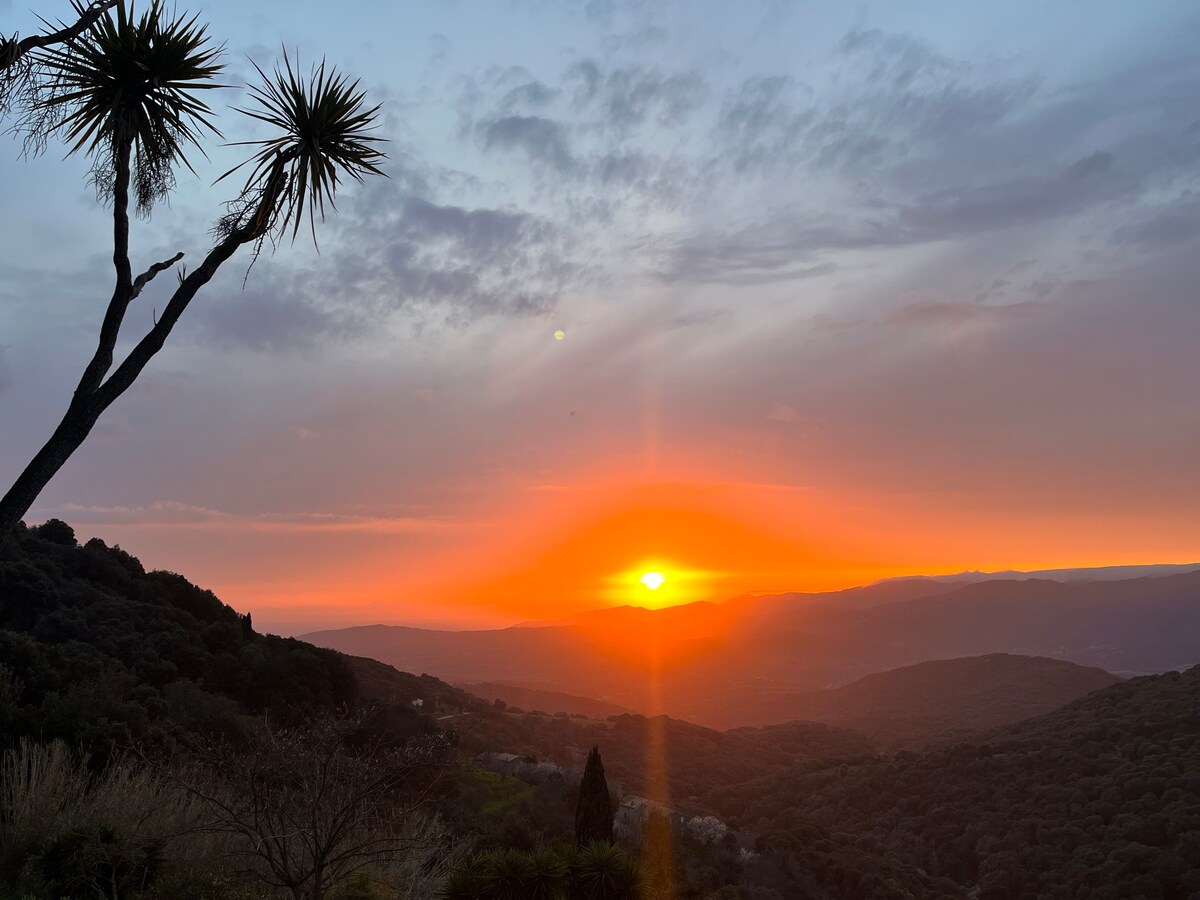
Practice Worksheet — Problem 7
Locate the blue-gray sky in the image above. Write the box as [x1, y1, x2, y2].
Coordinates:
[2, 0, 1199, 631]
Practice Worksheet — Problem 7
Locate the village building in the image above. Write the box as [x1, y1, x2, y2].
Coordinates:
[614, 795, 689, 841]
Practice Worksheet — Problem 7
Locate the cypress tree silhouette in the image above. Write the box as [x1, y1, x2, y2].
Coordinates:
[574, 746, 614, 846]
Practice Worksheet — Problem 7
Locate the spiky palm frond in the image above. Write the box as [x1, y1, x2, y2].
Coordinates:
[219, 50, 386, 245]
[37, 0, 223, 213]
[4, 3, 109, 155]
[571, 842, 640, 900]
[1, 36, 38, 121]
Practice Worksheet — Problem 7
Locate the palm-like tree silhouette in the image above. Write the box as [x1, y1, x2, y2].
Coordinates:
[44, 0, 223, 213]
[0, 0, 386, 535]
[219, 51, 385, 246]
[571, 842, 641, 900]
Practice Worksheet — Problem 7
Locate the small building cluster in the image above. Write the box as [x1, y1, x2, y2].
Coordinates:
[476, 749, 749, 851]
[474, 751, 566, 781]
[614, 795, 689, 841]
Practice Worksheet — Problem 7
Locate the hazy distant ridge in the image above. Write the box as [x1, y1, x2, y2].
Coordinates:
[878, 562, 1200, 586]
[303, 567, 1199, 729]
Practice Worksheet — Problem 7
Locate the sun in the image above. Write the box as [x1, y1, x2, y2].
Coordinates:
[603, 561, 711, 609]
[640, 571, 666, 591]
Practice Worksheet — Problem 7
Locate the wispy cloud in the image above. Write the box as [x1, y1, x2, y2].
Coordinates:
[479, 115, 576, 173]
[48, 501, 464, 534]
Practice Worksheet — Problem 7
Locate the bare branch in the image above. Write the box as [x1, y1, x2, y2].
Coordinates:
[74, 133, 134, 397]
[1, 1, 120, 150]
[1, 1, 120, 71]
[95, 232, 242, 410]
[131, 251, 185, 299]
[156, 711, 451, 900]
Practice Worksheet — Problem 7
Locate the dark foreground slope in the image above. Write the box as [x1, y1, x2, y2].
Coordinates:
[0, 520, 475, 751]
[710, 666, 1200, 900]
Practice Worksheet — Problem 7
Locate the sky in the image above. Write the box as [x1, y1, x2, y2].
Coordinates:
[2, 0, 1199, 633]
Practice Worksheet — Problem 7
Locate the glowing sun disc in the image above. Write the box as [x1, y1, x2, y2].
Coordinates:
[640, 571, 666, 590]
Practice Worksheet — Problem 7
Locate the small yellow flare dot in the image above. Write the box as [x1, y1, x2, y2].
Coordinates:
[553, 329, 566, 341]
[640, 571, 665, 590]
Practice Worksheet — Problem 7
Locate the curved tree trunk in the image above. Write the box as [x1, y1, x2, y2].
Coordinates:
[0, 396, 102, 535]
[0, 232, 239, 536]
[0, 156, 279, 538]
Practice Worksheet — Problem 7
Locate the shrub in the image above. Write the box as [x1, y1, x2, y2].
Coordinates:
[37, 824, 162, 898]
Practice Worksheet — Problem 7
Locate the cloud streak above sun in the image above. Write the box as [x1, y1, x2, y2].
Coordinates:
[2, 0, 1199, 632]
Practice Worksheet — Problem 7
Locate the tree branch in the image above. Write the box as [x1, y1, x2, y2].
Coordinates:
[131, 251, 185, 300]
[1, 1, 120, 73]
[95, 233, 241, 411]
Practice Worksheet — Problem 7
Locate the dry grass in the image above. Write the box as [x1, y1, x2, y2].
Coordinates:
[0, 738, 230, 878]
[0, 739, 473, 898]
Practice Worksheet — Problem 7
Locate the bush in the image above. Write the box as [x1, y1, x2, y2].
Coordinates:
[131, 871, 266, 899]
[37, 824, 161, 899]
[33, 519, 76, 546]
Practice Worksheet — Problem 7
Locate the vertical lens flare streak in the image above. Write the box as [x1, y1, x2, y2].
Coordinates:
[642, 637, 677, 898]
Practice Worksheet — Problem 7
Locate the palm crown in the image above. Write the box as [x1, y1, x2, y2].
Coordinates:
[220, 51, 387, 244]
[36, 0, 385, 235]
[39, 0, 223, 213]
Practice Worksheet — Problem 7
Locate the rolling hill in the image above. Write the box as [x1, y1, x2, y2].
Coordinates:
[6, 519, 1194, 898]
[0, 519, 481, 750]
[733, 653, 1122, 742]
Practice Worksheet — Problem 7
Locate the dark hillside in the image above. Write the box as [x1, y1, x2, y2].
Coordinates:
[709, 666, 1200, 899]
[743, 653, 1122, 745]
[458, 680, 635, 718]
[0, 520, 463, 751]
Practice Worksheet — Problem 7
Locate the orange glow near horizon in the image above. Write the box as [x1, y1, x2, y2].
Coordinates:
[447, 483, 833, 622]
[79, 461, 1200, 635]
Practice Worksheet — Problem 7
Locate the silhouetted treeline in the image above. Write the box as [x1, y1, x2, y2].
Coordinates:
[0, 520, 393, 752]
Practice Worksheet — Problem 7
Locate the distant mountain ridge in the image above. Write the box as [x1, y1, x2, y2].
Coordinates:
[873, 561, 1200, 587]
[305, 567, 1199, 729]
[510, 563, 1200, 629]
